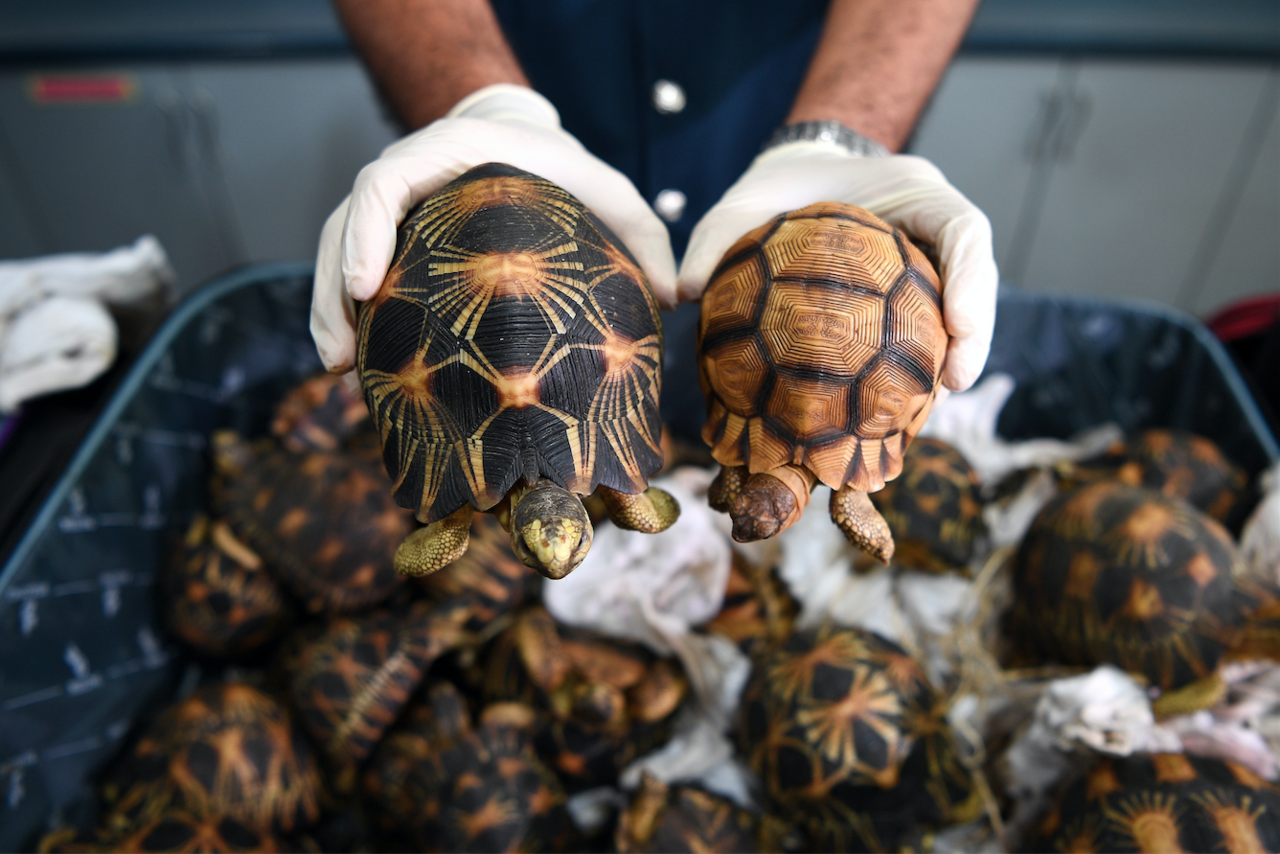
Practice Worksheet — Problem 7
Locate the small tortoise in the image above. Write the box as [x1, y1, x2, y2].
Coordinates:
[165, 516, 292, 659]
[615, 773, 760, 854]
[704, 554, 798, 656]
[738, 624, 978, 852]
[270, 372, 371, 454]
[212, 430, 411, 614]
[870, 437, 987, 573]
[483, 606, 688, 791]
[365, 682, 575, 853]
[355, 163, 679, 580]
[1065, 429, 1249, 524]
[101, 683, 322, 835]
[1012, 481, 1256, 716]
[279, 599, 470, 791]
[1026, 753, 1280, 853]
[698, 203, 948, 563]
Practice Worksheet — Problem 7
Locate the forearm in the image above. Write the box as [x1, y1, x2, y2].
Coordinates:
[787, 0, 980, 152]
[333, 0, 528, 130]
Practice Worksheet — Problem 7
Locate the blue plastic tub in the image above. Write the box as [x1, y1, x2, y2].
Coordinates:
[0, 267, 1275, 849]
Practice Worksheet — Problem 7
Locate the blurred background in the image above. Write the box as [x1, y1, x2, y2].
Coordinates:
[0, 0, 1275, 313]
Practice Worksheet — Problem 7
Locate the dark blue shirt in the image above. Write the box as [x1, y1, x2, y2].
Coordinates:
[489, 0, 831, 438]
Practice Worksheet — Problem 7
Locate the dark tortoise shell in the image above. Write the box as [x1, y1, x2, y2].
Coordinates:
[737, 624, 978, 851]
[483, 606, 687, 792]
[101, 683, 322, 835]
[165, 516, 292, 659]
[870, 437, 987, 574]
[615, 773, 759, 854]
[279, 600, 469, 791]
[365, 684, 575, 853]
[1067, 429, 1248, 524]
[1027, 753, 1280, 854]
[1012, 482, 1254, 713]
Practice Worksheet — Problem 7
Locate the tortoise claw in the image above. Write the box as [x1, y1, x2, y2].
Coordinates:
[510, 480, 593, 580]
[598, 485, 681, 533]
[394, 505, 473, 577]
[830, 485, 895, 564]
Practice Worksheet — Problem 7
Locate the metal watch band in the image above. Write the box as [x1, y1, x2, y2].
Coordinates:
[763, 120, 890, 157]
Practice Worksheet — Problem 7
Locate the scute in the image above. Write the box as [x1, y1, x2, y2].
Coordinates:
[357, 164, 664, 524]
[760, 280, 883, 378]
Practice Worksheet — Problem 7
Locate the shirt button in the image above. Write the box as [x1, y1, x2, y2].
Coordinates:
[654, 189, 686, 222]
[651, 79, 686, 115]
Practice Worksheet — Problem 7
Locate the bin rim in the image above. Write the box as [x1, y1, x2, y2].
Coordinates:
[993, 288, 1279, 463]
[0, 262, 314, 593]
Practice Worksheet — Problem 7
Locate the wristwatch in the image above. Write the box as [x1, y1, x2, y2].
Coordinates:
[763, 120, 890, 158]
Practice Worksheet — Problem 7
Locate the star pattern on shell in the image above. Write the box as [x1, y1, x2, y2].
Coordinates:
[357, 164, 664, 525]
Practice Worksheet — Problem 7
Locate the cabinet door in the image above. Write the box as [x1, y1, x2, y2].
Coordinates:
[185, 59, 399, 268]
[910, 57, 1062, 273]
[1192, 71, 1279, 316]
[1018, 62, 1272, 306]
[0, 69, 238, 291]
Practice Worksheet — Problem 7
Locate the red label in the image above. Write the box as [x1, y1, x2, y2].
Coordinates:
[29, 75, 137, 104]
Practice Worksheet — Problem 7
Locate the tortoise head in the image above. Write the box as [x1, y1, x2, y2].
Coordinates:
[210, 430, 254, 479]
[509, 480, 594, 580]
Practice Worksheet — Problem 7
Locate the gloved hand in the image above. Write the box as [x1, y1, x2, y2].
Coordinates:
[677, 141, 998, 391]
[311, 84, 677, 374]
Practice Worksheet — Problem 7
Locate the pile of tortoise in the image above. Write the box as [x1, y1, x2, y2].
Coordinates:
[39, 166, 1280, 852]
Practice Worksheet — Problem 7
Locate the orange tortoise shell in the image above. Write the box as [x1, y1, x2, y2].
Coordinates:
[698, 203, 948, 494]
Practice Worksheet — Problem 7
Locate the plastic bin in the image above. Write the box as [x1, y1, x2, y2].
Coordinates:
[0, 267, 1276, 849]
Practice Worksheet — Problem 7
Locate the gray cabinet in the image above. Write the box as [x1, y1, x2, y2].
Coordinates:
[913, 57, 1279, 315]
[0, 60, 398, 296]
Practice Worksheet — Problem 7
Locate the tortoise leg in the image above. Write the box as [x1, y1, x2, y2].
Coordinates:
[510, 479, 593, 580]
[393, 505, 473, 577]
[727, 465, 816, 542]
[708, 465, 748, 513]
[1151, 672, 1227, 720]
[597, 485, 681, 533]
[830, 485, 895, 564]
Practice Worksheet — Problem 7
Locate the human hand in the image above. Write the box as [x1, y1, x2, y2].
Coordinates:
[311, 84, 677, 373]
[677, 140, 997, 391]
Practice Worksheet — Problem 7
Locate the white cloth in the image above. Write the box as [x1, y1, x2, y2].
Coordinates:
[919, 373, 1123, 486]
[677, 143, 998, 392]
[1241, 462, 1280, 593]
[310, 84, 678, 374]
[1001, 666, 1182, 840]
[0, 236, 172, 412]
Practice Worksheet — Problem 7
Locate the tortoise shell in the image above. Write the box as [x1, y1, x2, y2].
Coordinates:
[355, 162, 664, 524]
[212, 431, 411, 614]
[869, 438, 987, 573]
[1069, 429, 1248, 523]
[165, 517, 292, 659]
[737, 624, 977, 851]
[1026, 753, 1280, 853]
[615, 773, 759, 854]
[415, 512, 541, 637]
[100, 684, 320, 837]
[698, 203, 947, 494]
[279, 600, 469, 790]
[111, 808, 282, 853]
[483, 607, 687, 791]
[704, 554, 798, 656]
[365, 690, 575, 853]
[1012, 482, 1253, 694]
[270, 372, 371, 454]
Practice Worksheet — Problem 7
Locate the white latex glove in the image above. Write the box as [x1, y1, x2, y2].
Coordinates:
[311, 84, 677, 373]
[678, 142, 998, 391]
